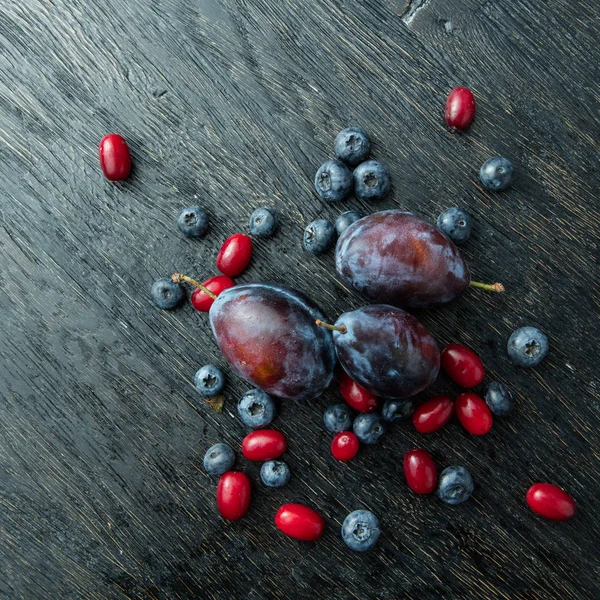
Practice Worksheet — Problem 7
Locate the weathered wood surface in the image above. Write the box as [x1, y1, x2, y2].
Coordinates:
[0, 0, 598, 598]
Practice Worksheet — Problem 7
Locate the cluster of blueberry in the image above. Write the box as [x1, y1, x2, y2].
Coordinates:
[303, 127, 390, 255]
[301, 129, 513, 258]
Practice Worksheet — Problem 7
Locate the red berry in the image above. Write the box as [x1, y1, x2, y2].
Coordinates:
[412, 395, 454, 433]
[274, 503, 325, 541]
[216, 471, 251, 520]
[441, 343, 485, 388]
[444, 87, 476, 131]
[456, 392, 493, 435]
[339, 371, 378, 413]
[98, 134, 131, 181]
[216, 234, 253, 277]
[241, 430, 286, 461]
[331, 431, 359, 461]
[526, 483, 576, 521]
[191, 275, 235, 312]
[403, 449, 437, 494]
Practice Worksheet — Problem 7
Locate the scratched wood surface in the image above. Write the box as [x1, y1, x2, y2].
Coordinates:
[0, 0, 598, 598]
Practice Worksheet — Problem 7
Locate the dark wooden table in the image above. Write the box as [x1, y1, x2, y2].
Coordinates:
[1, 0, 599, 598]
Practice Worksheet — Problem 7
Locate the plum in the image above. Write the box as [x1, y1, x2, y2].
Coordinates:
[336, 210, 502, 309]
[209, 283, 336, 401]
[318, 304, 440, 399]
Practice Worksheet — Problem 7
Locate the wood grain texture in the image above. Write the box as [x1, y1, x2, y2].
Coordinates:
[0, 0, 598, 598]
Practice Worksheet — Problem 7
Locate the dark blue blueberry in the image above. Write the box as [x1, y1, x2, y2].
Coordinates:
[437, 207, 472, 245]
[485, 382, 514, 416]
[335, 210, 362, 236]
[203, 443, 235, 475]
[353, 161, 390, 202]
[353, 413, 385, 444]
[507, 326, 549, 368]
[260, 460, 290, 488]
[194, 365, 225, 397]
[437, 466, 474, 505]
[334, 127, 371, 166]
[314, 160, 353, 202]
[237, 389, 276, 428]
[341, 510, 380, 551]
[151, 278, 184, 310]
[303, 219, 336, 255]
[177, 205, 209, 238]
[480, 157, 513, 191]
[249, 207, 277, 237]
[324, 403, 353, 433]
[382, 399, 415, 423]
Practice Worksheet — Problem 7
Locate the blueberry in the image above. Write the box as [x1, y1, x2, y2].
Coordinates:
[249, 207, 277, 237]
[507, 326, 549, 368]
[334, 127, 371, 166]
[480, 157, 513, 191]
[353, 161, 391, 202]
[324, 403, 353, 433]
[485, 381, 514, 416]
[237, 389, 276, 428]
[203, 443, 235, 475]
[382, 399, 415, 423]
[151, 278, 184, 310]
[194, 365, 225, 397]
[314, 160, 353, 202]
[177, 205, 209, 238]
[260, 460, 290, 488]
[437, 466, 474, 505]
[335, 210, 362, 236]
[353, 413, 385, 444]
[303, 219, 336, 255]
[437, 207, 472, 244]
[341, 510, 380, 552]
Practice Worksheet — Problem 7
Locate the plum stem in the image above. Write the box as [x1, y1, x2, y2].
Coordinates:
[470, 281, 505, 293]
[315, 319, 347, 334]
[171, 273, 218, 299]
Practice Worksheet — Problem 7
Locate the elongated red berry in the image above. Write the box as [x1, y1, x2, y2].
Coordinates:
[216, 234, 253, 277]
[526, 483, 576, 521]
[456, 392, 493, 435]
[412, 395, 454, 433]
[242, 430, 286, 461]
[99, 134, 131, 181]
[441, 343, 485, 388]
[216, 471, 251, 520]
[404, 449, 437, 494]
[339, 371, 378, 413]
[191, 275, 235, 312]
[275, 503, 325, 541]
[331, 431, 359, 462]
[445, 87, 476, 130]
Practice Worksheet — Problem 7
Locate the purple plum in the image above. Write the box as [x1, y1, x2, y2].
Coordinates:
[335, 210, 470, 309]
[209, 283, 335, 401]
[325, 304, 440, 399]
